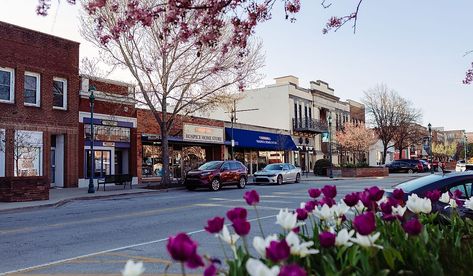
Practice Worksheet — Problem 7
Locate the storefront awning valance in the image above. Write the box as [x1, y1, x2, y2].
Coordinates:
[225, 128, 297, 151]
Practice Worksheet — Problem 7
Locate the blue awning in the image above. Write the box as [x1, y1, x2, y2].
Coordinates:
[225, 128, 297, 151]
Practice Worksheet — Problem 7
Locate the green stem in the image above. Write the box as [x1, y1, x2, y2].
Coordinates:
[242, 236, 250, 254]
[218, 235, 229, 260]
[254, 206, 266, 238]
[181, 262, 186, 276]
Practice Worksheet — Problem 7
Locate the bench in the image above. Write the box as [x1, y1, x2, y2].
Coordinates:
[97, 174, 133, 191]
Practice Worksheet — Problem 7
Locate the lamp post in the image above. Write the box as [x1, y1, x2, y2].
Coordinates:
[328, 114, 333, 179]
[428, 123, 433, 174]
[465, 133, 468, 161]
[88, 85, 96, 193]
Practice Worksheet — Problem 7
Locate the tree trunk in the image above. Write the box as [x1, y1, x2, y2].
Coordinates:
[399, 148, 403, 159]
[160, 122, 171, 188]
[382, 146, 388, 165]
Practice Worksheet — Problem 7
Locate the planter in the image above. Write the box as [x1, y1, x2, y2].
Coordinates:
[0, 176, 49, 202]
[337, 167, 388, 177]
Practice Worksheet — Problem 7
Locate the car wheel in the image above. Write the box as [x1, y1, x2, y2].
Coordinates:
[277, 175, 283, 185]
[237, 176, 246, 189]
[408, 169, 414, 174]
[295, 173, 301, 183]
[210, 178, 221, 191]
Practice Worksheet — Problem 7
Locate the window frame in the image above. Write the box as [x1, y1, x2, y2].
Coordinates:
[0, 67, 15, 104]
[52, 77, 68, 110]
[24, 71, 41, 107]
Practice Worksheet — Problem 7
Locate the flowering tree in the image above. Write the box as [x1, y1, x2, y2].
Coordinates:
[335, 122, 376, 165]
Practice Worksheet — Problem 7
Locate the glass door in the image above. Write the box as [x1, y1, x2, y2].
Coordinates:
[86, 150, 112, 178]
[50, 147, 56, 187]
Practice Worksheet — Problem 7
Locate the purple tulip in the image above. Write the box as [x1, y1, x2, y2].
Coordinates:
[204, 217, 225, 234]
[204, 264, 217, 276]
[403, 217, 423, 235]
[319, 231, 336, 248]
[266, 239, 290, 262]
[380, 197, 398, 215]
[321, 185, 337, 198]
[382, 213, 397, 222]
[359, 191, 377, 211]
[366, 186, 384, 201]
[343, 192, 360, 207]
[392, 188, 405, 200]
[296, 208, 308, 221]
[186, 253, 205, 269]
[319, 196, 336, 207]
[304, 200, 316, 212]
[453, 190, 463, 199]
[292, 226, 300, 233]
[353, 211, 376, 235]
[232, 218, 251, 236]
[308, 188, 321, 198]
[167, 233, 204, 268]
[243, 190, 260, 206]
[426, 190, 441, 203]
[226, 207, 247, 222]
[279, 264, 307, 276]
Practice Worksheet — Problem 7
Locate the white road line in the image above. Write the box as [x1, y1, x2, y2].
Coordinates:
[1, 214, 277, 275]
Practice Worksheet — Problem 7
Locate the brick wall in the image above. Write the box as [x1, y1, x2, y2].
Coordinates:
[0, 176, 49, 202]
[89, 79, 130, 96]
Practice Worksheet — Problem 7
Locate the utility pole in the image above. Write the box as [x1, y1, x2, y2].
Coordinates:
[225, 100, 258, 160]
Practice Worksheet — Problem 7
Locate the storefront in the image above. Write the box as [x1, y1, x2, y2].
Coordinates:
[141, 123, 224, 181]
[225, 128, 298, 174]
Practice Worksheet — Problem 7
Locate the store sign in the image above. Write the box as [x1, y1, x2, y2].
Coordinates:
[256, 136, 278, 145]
[101, 120, 118, 126]
[103, 142, 115, 147]
[183, 124, 224, 144]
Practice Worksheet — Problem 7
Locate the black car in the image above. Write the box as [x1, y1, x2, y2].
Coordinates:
[385, 160, 422, 173]
[386, 172, 473, 218]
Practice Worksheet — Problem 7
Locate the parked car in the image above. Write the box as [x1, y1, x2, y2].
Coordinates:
[385, 160, 422, 174]
[386, 172, 473, 218]
[254, 163, 302, 185]
[456, 160, 467, 172]
[184, 160, 248, 191]
[419, 160, 430, 172]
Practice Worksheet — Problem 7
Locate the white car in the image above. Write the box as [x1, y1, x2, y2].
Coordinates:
[254, 163, 302, 185]
[456, 160, 466, 172]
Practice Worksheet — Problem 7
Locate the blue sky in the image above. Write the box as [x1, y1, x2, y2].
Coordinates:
[1, 0, 471, 131]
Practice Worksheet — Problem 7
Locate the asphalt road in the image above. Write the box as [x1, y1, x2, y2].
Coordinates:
[0, 174, 423, 275]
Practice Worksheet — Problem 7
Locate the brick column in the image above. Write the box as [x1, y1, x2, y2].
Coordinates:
[4, 128, 14, 177]
[42, 131, 51, 183]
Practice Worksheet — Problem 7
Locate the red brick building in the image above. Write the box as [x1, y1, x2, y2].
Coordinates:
[77, 76, 137, 187]
[0, 21, 80, 188]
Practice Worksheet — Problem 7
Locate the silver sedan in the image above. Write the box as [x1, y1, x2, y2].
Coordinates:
[254, 163, 302, 185]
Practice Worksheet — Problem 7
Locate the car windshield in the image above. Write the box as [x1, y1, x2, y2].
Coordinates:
[198, 161, 223, 170]
[395, 174, 445, 193]
[264, 164, 284, 171]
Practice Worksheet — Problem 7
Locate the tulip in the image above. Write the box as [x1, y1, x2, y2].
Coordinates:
[366, 186, 384, 201]
[335, 228, 354, 247]
[343, 192, 360, 207]
[391, 205, 407, 217]
[453, 189, 463, 199]
[279, 264, 307, 276]
[286, 231, 319, 257]
[464, 198, 473, 211]
[121, 260, 145, 276]
[166, 233, 204, 268]
[226, 207, 247, 222]
[218, 225, 239, 247]
[246, 258, 280, 276]
[353, 211, 376, 235]
[448, 198, 458, 209]
[350, 232, 383, 249]
[253, 234, 279, 257]
[308, 188, 321, 198]
[313, 204, 334, 221]
[319, 231, 336, 248]
[296, 208, 308, 220]
[406, 194, 432, 214]
[359, 191, 377, 211]
[205, 217, 225, 234]
[319, 196, 336, 207]
[392, 188, 405, 200]
[276, 208, 299, 230]
[439, 192, 450, 204]
[244, 190, 260, 206]
[232, 218, 251, 236]
[332, 202, 349, 218]
[304, 200, 316, 212]
[380, 197, 398, 215]
[266, 239, 291, 262]
[403, 217, 423, 235]
[321, 185, 337, 198]
[186, 253, 205, 269]
[204, 263, 217, 276]
[426, 190, 441, 203]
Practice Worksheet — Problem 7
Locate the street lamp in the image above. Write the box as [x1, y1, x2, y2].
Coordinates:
[328, 114, 333, 179]
[88, 85, 96, 193]
[465, 133, 468, 161]
[428, 123, 433, 174]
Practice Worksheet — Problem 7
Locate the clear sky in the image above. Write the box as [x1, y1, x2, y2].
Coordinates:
[1, 0, 472, 131]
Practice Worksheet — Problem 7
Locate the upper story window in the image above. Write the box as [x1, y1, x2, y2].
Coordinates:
[0, 67, 15, 103]
[53, 77, 67, 110]
[24, 72, 40, 107]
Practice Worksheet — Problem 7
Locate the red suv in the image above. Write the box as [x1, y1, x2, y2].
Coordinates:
[184, 161, 248, 191]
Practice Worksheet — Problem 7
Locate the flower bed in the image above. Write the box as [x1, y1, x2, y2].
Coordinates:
[332, 167, 389, 177]
[121, 186, 473, 276]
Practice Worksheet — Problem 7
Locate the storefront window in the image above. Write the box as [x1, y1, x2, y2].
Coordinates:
[84, 124, 130, 142]
[14, 130, 43, 177]
[142, 144, 163, 177]
[85, 150, 111, 178]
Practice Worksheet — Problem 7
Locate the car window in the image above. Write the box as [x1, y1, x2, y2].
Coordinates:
[221, 162, 231, 171]
[289, 164, 296, 170]
[466, 183, 473, 198]
[198, 161, 223, 170]
[449, 184, 467, 199]
[229, 162, 239, 170]
[265, 164, 283, 171]
[283, 164, 290, 170]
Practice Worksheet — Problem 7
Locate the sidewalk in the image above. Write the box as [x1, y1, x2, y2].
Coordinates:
[0, 184, 183, 213]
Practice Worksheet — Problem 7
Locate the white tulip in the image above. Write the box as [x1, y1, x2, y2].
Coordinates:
[253, 234, 279, 257]
[391, 205, 407, 217]
[333, 202, 350, 217]
[121, 260, 145, 276]
[439, 192, 450, 204]
[335, 228, 354, 247]
[464, 198, 473, 211]
[219, 225, 239, 246]
[285, 231, 319, 257]
[313, 204, 334, 221]
[448, 198, 458, 209]
[276, 209, 298, 230]
[377, 196, 388, 205]
[406, 194, 432, 214]
[350, 232, 383, 249]
[354, 200, 365, 213]
[246, 258, 280, 276]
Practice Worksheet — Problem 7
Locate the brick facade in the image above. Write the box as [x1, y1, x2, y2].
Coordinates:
[0, 21, 79, 187]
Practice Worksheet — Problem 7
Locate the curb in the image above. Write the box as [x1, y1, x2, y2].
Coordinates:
[0, 186, 185, 214]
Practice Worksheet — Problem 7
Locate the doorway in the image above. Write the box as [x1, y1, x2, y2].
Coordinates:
[51, 135, 64, 187]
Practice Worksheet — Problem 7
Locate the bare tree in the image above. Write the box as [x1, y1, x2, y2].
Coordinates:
[80, 0, 264, 186]
[0, 129, 5, 153]
[393, 123, 424, 159]
[363, 84, 421, 164]
[14, 131, 41, 177]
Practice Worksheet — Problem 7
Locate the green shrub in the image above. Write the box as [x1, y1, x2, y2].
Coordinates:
[313, 159, 332, 176]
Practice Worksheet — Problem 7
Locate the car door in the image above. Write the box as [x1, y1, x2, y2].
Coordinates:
[220, 162, 232, 184]
[283, 164, 293, 181]
[229, 162, 239, 183]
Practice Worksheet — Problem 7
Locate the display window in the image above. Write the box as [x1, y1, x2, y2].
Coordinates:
[14, 130, 43, 177]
